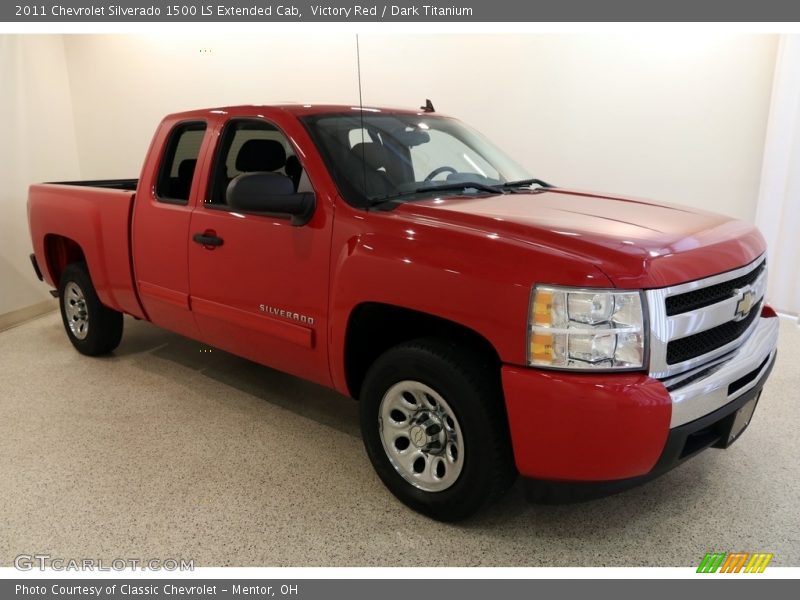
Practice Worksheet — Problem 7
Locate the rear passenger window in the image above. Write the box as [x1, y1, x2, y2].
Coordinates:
[156, 121, 206, 204]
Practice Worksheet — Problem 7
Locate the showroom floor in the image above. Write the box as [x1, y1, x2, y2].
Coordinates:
[1, 312, 798, 567]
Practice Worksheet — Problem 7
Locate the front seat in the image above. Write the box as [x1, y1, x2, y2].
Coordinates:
[174, 158, 196, 201]
[235, 139, 287, 174]
[349, 142, 403, 197]
[217, 139, 288, 205]
[285, 155, 303, 191]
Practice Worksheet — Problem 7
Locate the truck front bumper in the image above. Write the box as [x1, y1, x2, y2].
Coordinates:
[501, 311, 779, 498]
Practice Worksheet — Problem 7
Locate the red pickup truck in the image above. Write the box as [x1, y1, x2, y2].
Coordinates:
[28, 104, 779, 520]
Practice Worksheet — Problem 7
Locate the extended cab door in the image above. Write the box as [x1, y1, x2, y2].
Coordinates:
[187, 114, 334, 387]
[132, 118, 211, 339]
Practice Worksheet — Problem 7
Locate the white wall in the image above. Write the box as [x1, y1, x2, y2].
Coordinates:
[62, 33, 777, 223]
[0, 35, 81, 319]
[62, 34, 361, 179]
[360, 34, 777, 222]
[756, 35, 800, 316]
[1, 33, 779, 318]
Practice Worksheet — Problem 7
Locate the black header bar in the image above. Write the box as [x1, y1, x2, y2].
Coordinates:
[4, 0, 800, 22]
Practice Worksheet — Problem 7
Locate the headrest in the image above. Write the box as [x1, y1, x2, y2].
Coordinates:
[350, 142, 395, 172]
[236, 139, 286, 172]
[178, 159, 196, 181]
[285, 155, 302, 178]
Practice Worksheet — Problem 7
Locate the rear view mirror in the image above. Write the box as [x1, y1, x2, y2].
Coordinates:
[390, 127, 431, 147]
[226, 172, 315, 226]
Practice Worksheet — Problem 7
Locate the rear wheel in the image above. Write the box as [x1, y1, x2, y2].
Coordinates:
[359, 338, 516, 521]
[58, 262, 123, 356]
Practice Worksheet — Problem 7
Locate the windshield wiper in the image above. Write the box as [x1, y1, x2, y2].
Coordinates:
[369, 181, 504, 206]
[414, 181, 504, 195]
[500, 178, 554, 189]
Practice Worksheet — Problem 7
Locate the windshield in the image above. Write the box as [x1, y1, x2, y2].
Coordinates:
[301, 112, 534, 207]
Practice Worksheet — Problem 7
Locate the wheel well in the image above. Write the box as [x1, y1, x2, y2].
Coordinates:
[44, 235, 85, 285]
[344, 302, 501, 399]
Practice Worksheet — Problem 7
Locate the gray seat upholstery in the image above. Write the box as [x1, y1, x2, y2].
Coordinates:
[173, 159, 196, 200]
[349, 142, 404, 197]
[285, 155, 303, 190]
[236, 139, 286, 173]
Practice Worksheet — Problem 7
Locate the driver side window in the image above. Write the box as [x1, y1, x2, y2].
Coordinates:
[206, 119, 304, 207]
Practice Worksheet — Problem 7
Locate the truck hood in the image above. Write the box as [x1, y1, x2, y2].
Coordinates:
[395, 188, 765, 288]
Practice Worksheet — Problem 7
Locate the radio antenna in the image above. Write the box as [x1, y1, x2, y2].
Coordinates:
[356, 34, 367, 201]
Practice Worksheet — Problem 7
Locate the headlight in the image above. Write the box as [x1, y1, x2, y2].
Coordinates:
[528, 285, 647, 370]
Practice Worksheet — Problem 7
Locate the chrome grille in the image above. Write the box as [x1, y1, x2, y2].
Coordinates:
[666, 306, 759, 364]
[646, 255, 767, 380]
[665, 260, 765, 316]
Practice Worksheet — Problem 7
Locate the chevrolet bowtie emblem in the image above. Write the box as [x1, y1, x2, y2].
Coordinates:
[734, 288, 756, 321]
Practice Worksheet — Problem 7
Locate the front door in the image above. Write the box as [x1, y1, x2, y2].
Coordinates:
[187, 117, 333, 386]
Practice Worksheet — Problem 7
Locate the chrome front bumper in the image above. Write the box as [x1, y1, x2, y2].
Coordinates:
[666, 315, 779, 427]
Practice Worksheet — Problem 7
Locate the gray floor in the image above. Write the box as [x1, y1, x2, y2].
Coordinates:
[1, 312, 798, 567]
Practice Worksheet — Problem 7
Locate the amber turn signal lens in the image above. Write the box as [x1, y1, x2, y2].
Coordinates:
[530, 332, 554, 361]
[533, 290, 553, 325]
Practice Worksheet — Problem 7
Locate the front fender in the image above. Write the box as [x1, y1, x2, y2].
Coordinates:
[327, 207, 613, 394]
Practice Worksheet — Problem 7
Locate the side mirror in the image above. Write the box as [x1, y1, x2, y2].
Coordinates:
[226, 172, 315, 226]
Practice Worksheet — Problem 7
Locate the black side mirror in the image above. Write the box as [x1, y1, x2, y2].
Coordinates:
[226, 172, 315, 226]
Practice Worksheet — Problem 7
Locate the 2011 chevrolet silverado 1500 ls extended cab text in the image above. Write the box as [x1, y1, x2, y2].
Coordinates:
[28, 104, 778, 520]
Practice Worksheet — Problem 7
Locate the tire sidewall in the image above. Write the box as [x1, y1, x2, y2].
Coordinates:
[58, 262, 120, 356]
[360, 343, 502, 519]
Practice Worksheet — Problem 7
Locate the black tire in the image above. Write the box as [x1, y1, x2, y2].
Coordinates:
[58, 262, 123, 356]
[359, 338, 516, 521]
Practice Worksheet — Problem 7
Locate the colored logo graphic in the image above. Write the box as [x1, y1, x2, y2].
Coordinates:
[697, 552, 773, 573]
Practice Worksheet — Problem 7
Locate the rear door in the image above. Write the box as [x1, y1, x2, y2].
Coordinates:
[132, 118, 211, 338]
[187, 114, 334, 387]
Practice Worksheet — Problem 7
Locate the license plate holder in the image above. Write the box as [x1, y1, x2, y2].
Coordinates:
[724, 394, 760, 447]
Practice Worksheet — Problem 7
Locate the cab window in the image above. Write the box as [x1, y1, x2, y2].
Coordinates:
[207, 119, 305, 207]
[155, 121, 206, 204]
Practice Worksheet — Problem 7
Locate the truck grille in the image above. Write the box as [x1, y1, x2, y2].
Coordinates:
[666, 306, 759, 364]
[665, 260, 765, 316]
[646, 255, 767, 379]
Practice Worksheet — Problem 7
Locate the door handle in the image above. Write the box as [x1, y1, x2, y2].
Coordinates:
[192, 231, 224, 248]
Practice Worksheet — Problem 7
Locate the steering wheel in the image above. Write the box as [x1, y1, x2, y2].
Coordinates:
[424, 166, 458, 182]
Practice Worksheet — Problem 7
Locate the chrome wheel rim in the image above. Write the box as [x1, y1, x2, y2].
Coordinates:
[64, 282, 89, 340]
[378, 381, 464, 492]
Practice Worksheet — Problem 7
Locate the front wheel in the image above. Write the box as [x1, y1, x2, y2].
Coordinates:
[59, 262, 123, 356]
[359, 338, 516, 521]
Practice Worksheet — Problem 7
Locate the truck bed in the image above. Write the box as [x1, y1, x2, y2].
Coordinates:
[47, 179, 138, 191]
[27, 182, 144, 319]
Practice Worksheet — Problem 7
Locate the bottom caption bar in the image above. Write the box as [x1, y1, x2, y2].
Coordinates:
[2, 580, 788, 600]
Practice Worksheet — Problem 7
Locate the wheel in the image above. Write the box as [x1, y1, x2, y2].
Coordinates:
[58, 262, 123, 356]
[359, 338, 516, 521]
